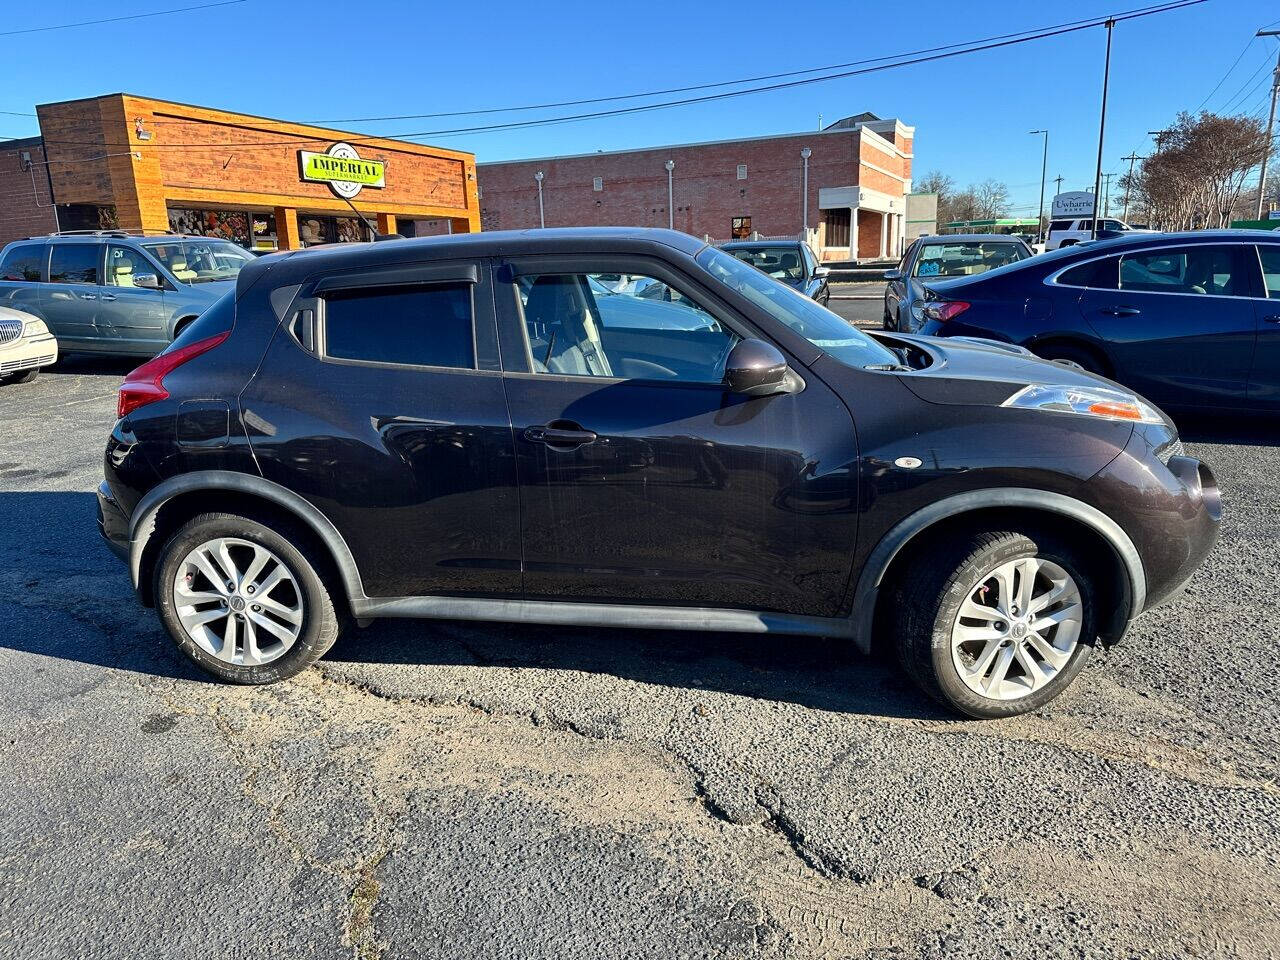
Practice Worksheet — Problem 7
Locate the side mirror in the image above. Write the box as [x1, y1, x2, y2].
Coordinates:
[813, 265, 831, 278]
[884, 268, 903, 280]
[134, 273, 161, 290]
[723, 338, 796, 397]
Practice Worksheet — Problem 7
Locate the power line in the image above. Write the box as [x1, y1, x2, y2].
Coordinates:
[9, 0, 1208, 151]
[1218, 51, 1275, 113]
[1195, 36, 1258, 111]
[0, 0, 249, 38]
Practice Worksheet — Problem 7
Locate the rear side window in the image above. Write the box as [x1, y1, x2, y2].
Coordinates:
[322, 283, 474, 369]
[1048, 221, 1074, 233]
[1257, 245, 1280, 298]
[49, 244, 100, 284]
[1057, 257, 1118, 288]
[1119, 246, 1241, 296]
[0, 243, 45, 282]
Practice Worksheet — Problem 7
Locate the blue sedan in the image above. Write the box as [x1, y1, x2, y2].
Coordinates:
[914, 230, 1280, 412]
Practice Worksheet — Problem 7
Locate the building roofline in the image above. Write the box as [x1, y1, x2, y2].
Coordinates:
[477, 118, 910, 169]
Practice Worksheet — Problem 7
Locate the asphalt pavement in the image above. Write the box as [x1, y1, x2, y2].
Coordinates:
[1, 353, 1277, 959]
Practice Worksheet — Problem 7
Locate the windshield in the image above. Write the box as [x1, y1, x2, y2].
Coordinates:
[143, 239, 254, 284]
[913, 241, 1027, 278]
[697, 246, 898, 369]
[725, 246, 804, 282]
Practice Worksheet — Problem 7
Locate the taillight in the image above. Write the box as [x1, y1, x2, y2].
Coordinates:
[117, 332, 229, 420]
[924, 300, 971, 323]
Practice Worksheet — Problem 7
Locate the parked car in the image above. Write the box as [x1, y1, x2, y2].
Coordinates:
[913, 230, 1280, 412]
[720, 240, 830, 304]
[97, 227, 1219, 719]
[0, 231, 257, 357]
[883, 234, 1033, 332]
[1045, 218, 1152, 251]
[0, 304, 58, 384]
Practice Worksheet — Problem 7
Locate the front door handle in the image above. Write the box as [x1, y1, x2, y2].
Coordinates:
[80, 293, 97, 300]
[100, 294, 118, 301]
[1100, 305, 1140, 317]
[524, 421, 598, 448]
[1264, 314, 1280, 324]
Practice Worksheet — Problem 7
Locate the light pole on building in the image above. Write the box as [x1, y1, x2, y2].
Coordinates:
[664, 160, 675, 229]
[1255, 29, 1280, 220]
[800, 147, 812, 233]
[1029, 130, 1048, 241]
[534, 171, 545, 228]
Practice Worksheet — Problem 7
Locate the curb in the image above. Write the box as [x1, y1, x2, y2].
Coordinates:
[830, 295, 883, 301]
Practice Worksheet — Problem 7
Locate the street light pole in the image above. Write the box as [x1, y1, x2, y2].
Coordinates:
[1255, 30, 1280, 220]
[664, 160, 675, 230]
[1030, 130, 1048, 241]
[1090, 17, 1115, 241]
[800, 147, 812, 233]
[534, 170, 545, 228]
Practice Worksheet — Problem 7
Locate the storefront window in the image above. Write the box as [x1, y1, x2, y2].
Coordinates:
[168, 207, 251, 247]
[298, 215, 373, 246]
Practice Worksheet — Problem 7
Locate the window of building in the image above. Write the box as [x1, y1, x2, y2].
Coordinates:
[0, 243, 46, 282]
[516, 271, 738, 383]
[1119, 246, 1241, 296]
[48, 244, 99, 285]
[731, 216, 752, 239]
[736, 164, 747, 181]
[593, 177, 603, 192]
[824, 209, 851, 247]
[322, 283, 475, 369]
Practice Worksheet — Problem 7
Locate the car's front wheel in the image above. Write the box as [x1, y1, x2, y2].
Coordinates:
[1, 369, 38, 385]
[154, 512, 343, 684]
[892, 528, 1095, 718]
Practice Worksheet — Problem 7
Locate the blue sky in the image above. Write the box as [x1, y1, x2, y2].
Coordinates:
[3, 0, 1278, 217]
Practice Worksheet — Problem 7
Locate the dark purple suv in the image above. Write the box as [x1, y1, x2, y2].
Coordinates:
[97, 228, 1220, 718]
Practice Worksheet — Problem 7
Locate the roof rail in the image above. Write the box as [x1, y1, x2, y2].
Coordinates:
[49, 229, 179, 238]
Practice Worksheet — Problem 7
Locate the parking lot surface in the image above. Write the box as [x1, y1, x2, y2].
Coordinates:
[2, 356, 1278, 959]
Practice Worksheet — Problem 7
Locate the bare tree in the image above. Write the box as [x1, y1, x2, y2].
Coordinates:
[917, 171, 1010, 226]
[973, 179, 1011, 220]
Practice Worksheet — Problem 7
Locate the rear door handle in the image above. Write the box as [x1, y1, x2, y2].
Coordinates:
[80, 293, 97, 300]
[1264, 314, 1280, 324]
[523, 421, 597, 448]
[1100, 305, 1140, 317]
[100, 294, 118, 301]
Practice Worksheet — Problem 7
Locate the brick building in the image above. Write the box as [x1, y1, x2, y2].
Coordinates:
[475, 113, 914, 261]
[0, 93, 479, 250]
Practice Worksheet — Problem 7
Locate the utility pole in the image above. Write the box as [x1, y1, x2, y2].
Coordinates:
[1053, 174, 1065, 201]
[1091, 18, 1115, 241]
[1101, 172, 1115, 217]
[1147, 129, 1171, 152]
[1121, 151, 1143, 221]
[1030, 130, 1049, 240]
[1255, 29, 1280, 220]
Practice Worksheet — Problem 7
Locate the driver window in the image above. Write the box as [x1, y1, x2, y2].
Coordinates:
[516, 271, 740, 383]
[106, 245, 151, 287]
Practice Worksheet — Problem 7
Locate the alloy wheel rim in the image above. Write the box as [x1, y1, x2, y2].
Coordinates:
[950, 556, 1082, 702]
[172, 537, 304, 667]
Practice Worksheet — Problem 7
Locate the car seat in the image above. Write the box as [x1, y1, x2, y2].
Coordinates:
[112, 261, 135, 287]
[522, 276, 612, 377]
[169, 259, 198, 282]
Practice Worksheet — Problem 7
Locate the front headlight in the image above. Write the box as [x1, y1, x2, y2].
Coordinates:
[1001, 384, 1164, 424]
[22, 318, 48, 337]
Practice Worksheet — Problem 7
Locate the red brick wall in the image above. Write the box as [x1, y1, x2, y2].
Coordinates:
[0, 139, 57, 247]
[857, 209, 882, 259]
[479, 131, 863, 242]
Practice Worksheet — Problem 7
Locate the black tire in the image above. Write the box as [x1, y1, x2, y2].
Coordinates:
[2, 369, 37, 384]
[1035, 342, 1107, 375]
[891, 528, 1096, 719]
[882, 307, 895, 330]
[153, 512, 344, 684]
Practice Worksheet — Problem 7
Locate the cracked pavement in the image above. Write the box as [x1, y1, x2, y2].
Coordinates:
[1, 356, 1278, 959]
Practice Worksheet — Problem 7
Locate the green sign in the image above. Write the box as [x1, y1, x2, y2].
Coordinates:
[298, 142, 385, 198]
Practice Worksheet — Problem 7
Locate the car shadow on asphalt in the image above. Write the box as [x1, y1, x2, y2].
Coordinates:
[0, 490, 946, 721]
[1174, 412, 1279, 447]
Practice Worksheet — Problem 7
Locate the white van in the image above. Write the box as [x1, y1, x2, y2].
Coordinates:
[1044, 218, 1151, 250]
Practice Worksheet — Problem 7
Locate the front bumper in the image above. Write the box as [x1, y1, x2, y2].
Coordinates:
[0, 334, 58, 375]
[96, 481, 129, 562]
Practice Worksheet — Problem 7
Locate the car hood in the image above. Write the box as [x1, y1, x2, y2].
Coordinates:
[877, 331, 1149, 409]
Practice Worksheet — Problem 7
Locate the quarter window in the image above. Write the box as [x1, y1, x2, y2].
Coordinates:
[517, 271, 739, 383]
[0, 244, 45, 282]
[1119, 246, 1241, 296]
[1057, 257, 1118, 288]
[1258, 245, 1280, 298]
[322, 283, 475, 369]
[48, 244, 99, 284]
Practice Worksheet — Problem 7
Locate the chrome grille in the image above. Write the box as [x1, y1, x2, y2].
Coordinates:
[0, 316, 22, 346]
[0, 354, 52, 373]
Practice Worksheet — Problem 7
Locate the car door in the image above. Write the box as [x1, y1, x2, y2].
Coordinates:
[885, 241, 915, 326]
[239, 258, 522, 599]
[99, 244, 169, 354]
[1076, 243, 1257, 407]
[494, 254, 859, 617]
[800, 245, 828, 304]
[40, 243, 103, 347]
[1249, 242, 1280, 408]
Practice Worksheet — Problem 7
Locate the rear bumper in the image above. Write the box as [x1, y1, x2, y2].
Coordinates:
[96, 481, 130, 562]
[0, 335, 58, 375]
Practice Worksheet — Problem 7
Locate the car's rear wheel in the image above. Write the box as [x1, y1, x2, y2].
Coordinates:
[882, 307, 895, 330]
[154, 512, 343, 684]
[892, 528, 1095, 718]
